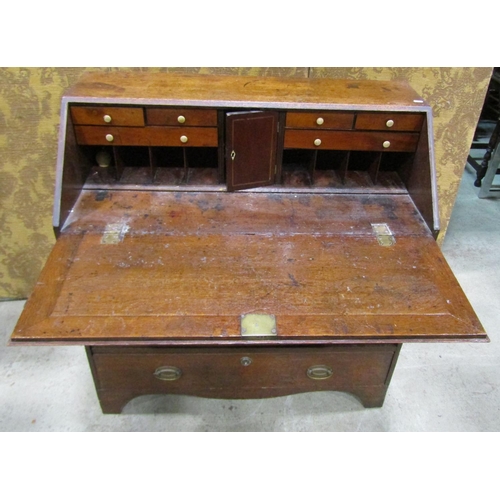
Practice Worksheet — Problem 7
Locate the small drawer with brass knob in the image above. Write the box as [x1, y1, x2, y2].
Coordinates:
[146, 108, 217, 126]
[285, 111, 354, 130]
[355, 112, 424, 131]
[70, 106, 145, 126]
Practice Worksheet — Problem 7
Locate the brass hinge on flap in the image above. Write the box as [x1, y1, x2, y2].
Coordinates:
[371, 223, 395, 247]
[101, 223, 129, 244]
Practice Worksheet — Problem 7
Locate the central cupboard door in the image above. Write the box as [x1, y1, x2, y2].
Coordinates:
[226, 111, 279, 191]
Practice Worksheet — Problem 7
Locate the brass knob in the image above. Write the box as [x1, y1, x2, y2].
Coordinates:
[180, 135, 188, 144]
[103, 114, 112, 123]
[383, 140, 391, 148]
[386, 119, 394, 128]
[316, 117, 324, 125]
[154, 366, 182, 381]
[105, 134, 114, 142]
[314, 138, 322, 147]
[307, 365, 333, 380]
[177, 115, 186, 124]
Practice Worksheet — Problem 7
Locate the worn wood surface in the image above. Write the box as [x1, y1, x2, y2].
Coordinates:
[64, 73, 428, 110]
[12, 190, 485, 344]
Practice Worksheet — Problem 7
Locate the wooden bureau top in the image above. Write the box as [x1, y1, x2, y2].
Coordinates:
[63, 72, 428, 110]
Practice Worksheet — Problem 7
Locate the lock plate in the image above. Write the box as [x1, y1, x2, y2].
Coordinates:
[241, 313, 277, 337]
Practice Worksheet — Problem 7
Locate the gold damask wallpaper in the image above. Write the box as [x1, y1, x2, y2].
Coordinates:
[0, 67, 492, 299]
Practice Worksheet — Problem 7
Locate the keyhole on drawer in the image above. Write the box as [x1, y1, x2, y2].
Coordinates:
[241, 356, 252, 366]
[231, 150, 236, 161]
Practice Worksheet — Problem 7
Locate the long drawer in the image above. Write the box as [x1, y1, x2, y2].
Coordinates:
[74, 125, 218, 147]
[284, 130, 419, 152]
[90, 344, 398, 400]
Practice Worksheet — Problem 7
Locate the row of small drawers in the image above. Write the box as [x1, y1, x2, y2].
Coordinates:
[71, 106, 421, 152]
[71, 105, 423, 131]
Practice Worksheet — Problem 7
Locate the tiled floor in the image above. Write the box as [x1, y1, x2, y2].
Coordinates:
[1, 165, 499, 431]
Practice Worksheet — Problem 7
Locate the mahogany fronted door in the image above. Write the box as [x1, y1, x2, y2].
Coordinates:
[226, 111, 278, 191]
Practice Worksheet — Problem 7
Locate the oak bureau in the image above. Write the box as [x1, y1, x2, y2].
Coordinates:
[10, 73, 487, 413]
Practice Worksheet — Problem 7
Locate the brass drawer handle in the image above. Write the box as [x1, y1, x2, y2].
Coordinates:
[316, 117, 324, 125]
[386, 119, 394, 128]
[154, 366, 182, 381]
[383, 140, 391, 148]
[105, 133, 114, 142]
[180, 135, 188, 144]
[103, 114, 112, 123]
[307, 365, 333, 380]
[313, 138, 322, 147]
[178, 115, 186, 124]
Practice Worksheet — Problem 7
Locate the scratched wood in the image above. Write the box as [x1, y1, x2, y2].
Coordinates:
[64, 73, 427, 109]
[11, 191, 485, 344]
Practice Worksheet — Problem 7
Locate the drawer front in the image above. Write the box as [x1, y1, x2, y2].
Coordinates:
[71, 106, 145, 126]
[146, 108, 218, 126]
[286, 112, 354, 130]
[74, 125, 218, 147]
[284, 129, 419, 152]
[91, 345, 397, 399]
[355, 112, 424, 131]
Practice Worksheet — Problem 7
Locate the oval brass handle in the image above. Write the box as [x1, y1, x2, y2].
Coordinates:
[383, 140, 391, 148]
[180, 135, 188, 144]
[103, 114, 112, 123]
[314, 138, 322, 147]
[386, 119, 394, 128]
[178, 115, 186, 124]
[154, 366, 182, 381]
[316, 117, 324, 125]
[105, 133, 114, 142]
[307, 365, 333, 380]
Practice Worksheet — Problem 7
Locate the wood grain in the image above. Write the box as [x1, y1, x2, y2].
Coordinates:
[64, 73, 428, 110]
[11, 190, 486, 344]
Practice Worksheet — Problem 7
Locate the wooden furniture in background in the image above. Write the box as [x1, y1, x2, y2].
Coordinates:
[10, 73, 487, 413]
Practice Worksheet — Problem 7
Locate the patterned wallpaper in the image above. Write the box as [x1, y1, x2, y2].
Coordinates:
[0, 67, 492, 299]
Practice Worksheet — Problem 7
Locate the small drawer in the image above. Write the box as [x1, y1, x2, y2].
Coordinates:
[74, 125, 218, 147]
[146, 108, 218, 126]
[355, 112, 424, 131]
[70, 106, 145, 126]
[286, 112, 354, 130]
[284, 130, 419, 152]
